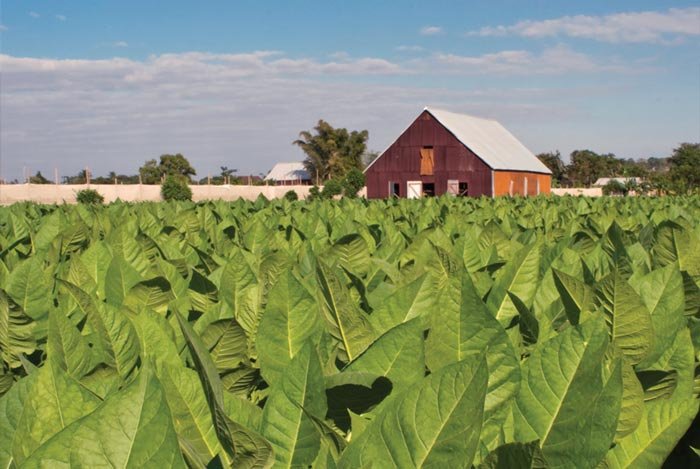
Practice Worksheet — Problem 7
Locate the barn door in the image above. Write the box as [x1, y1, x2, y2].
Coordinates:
[447, 179, 459, 196]
[407, 181, 422, 199]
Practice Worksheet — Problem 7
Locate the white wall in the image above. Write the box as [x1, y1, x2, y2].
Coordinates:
[0, 184, 316, 205]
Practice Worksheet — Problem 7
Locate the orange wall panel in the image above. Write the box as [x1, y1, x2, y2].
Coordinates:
[494, 171, 551, 196]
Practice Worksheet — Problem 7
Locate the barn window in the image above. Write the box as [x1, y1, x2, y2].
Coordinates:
[422, 182, 435, 197]
[389, 181, 400, 197]
[458, 182, 468, 196]
[420, 147, 434, 176]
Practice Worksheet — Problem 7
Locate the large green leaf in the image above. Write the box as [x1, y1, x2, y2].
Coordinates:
[175, 310, 273, 468]
[47, 307, 94, 379]
[22, 365, 187, 468]
[258, 269, 322, 385]
[477, 441, 548, 469]
[551, 268, 594, 325]
[219, 250, 259, 335]
[4, 361, 100, 465]
[425, 270, 520, 454]
[338, 355, 489, 469]
[315, 261, 375, 362]
[5, 256, 50, 319]
[261, 342, 327, 468]
[58, 280, 140, 380]
[595, 270, 653, 365]
[344, 319, 424, 393]
[0, 290, 38, 368]
[608, 328, 699, 467]
[629, 263, 686, 366]
[515, 318, 622, 469]
[131, 309, 221, 465]
[486, 242, 542, 326]
[104, 255, 143, 307]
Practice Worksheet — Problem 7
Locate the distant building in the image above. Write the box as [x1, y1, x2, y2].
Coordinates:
[593, 177, 643, 187]
[264, 162, 312, 185]
[364, 107, 552, 198]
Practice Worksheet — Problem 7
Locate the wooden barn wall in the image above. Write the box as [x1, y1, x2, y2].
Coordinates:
[365, 111, 493, 198]
[493, 171, 551, 196]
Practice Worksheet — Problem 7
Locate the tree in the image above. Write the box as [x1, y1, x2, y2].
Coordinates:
[341, 168, 365, 198]
[567, 150, 619, 187]
[669, 143, 700, 193]
[139, 159, 161, 184]
[29, 171, 50, 184]
[159, 154, 196, 179]
[139, 154, 196, 184]
[536, 151, 566, 187]
[294, 120, 369, 183]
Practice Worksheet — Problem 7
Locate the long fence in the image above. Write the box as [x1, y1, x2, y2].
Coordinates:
[0, 184, 315, 205]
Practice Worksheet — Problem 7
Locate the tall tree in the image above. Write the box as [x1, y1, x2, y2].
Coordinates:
[138, 154, 196, 184]
[294, 120, 369, 183]
[669, 143, 700, 193]
[29, 171, 50, 184]
[536, 151, 566, 187]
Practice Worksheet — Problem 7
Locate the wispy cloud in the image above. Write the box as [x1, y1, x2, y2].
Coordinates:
[55, 14, 67, 22]
[435, 45, 631, 75]
[29, 11, 40, 19]
[396, 45, 424, 52]
[0, 48, 671, 180]
[469, 7, 700, 44]
[420, 26, 443, 36]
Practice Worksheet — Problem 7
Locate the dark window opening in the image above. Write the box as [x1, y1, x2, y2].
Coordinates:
[458, 182, 468, 197]
[422, 182, 435, 197]
[390, 182, 400, 197]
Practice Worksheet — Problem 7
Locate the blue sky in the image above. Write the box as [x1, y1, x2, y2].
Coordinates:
[1, 1, 699, 181]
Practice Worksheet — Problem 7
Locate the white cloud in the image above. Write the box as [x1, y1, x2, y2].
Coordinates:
[29, 11, 40, 18]
[420, 26, 443, 36]
[396, 45, 424, 52]
[469, 7, 700, 44]
[435, 45, 629, 75]
[0, 49, 673, 181]
[56, 14, 67, 21]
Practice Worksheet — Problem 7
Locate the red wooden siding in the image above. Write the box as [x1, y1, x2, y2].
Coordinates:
[365, 111, 493, 198]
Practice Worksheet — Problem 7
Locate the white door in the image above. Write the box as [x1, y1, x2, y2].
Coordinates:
[446, 179, 459, 196]
[407, 181, 422, 199]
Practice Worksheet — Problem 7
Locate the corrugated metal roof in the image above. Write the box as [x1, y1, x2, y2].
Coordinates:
[593, 177, 643, 187]
[424, 107, 551, 174]
[264, 162, 310, 182]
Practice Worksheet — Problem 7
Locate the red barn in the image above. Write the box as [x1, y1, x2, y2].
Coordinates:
[364, 108, 552, 198]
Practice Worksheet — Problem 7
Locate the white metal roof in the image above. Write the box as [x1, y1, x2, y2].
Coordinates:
[264, 162, 310, 182]
[365, 107, 552, 174]
[593, 177, 643, 187]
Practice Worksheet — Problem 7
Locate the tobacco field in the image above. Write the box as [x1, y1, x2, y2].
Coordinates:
[0, 196, 698, 468]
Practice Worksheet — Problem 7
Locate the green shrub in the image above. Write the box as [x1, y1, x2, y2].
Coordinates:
[76, 188, 104, 205]
[161, 176, 192, 201]
[341, 168, 365, 198]
[307, 186, 322, 201]
[321, 179, 343, 199]
[602, 180, 627, 196]
[283, 190, 299, 201]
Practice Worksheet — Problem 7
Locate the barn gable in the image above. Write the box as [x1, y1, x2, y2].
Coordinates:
[364, 108, 551, 198]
